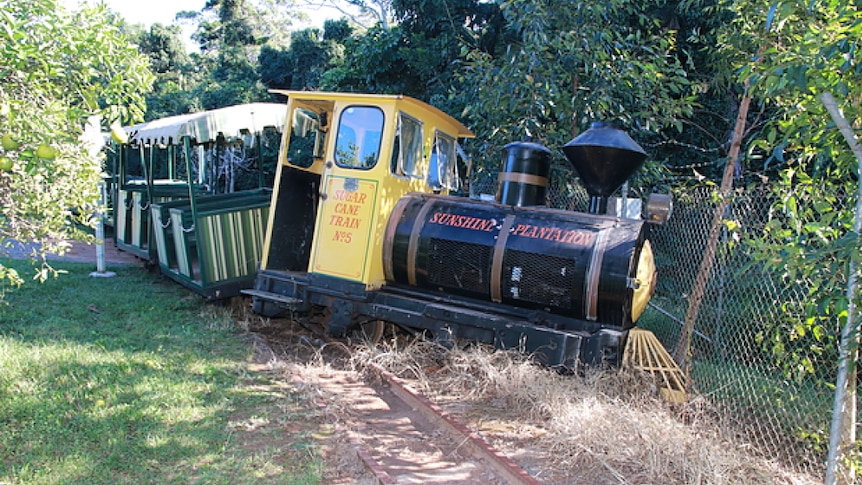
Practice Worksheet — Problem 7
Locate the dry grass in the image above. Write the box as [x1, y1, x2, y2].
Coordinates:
[233, 310, 377, 484]
[234, 300, 819, 484]
[349, 337, 819, 485]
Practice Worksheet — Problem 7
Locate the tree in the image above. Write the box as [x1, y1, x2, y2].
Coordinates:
[191, 0, 270, 108]
[0, 0, 153, 291]
[451, 0, 695, 177]
[320, 25, 430, 96]
[135, 23, 202, 120]
[258, 22, 351, 92]
[320, 0, 497, 100]
[727, 2, 862, 481]
[247, 0, 302, 47]
[288, 0, 395, 29]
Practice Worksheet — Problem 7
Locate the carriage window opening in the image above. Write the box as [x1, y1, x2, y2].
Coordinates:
[390, 112, 423, 178]
[286, 108, 321, 169]
[454, 143, 471, 196]
[427, 131, 460, 191]
[335, 106, 384, 169]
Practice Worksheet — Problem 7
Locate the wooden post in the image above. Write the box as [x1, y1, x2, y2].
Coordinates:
[673, 89, 751, 377]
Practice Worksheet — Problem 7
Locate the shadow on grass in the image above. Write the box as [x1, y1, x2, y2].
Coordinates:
[0, 259, 323, 485]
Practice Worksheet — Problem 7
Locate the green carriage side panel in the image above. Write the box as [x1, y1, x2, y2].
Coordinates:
[170, 208, 194, 278]
[197, 214, 220, 282]
[151, 203, 170, 268]
[197, 203, 269, 286]
[131, 191, 145, 248]
[116, 189, 129, 245]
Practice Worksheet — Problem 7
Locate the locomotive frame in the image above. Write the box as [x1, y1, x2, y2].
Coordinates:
[245, 91, 669, 371]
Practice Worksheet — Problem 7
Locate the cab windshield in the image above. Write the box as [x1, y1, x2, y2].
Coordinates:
[334, 106, 384, 169]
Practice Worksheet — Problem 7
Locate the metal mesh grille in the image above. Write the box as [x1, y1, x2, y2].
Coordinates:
[426, 238, 491, 293]
[503, 249, 574, 309]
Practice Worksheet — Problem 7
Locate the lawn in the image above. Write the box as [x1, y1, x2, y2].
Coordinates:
[0, 258, 324, 485]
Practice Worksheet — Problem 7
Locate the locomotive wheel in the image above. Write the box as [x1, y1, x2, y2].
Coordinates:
[349, 319, 387, 345]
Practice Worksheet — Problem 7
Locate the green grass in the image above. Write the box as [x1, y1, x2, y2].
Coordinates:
[690, 358, 836, 469]
[0, 258, 323, 485]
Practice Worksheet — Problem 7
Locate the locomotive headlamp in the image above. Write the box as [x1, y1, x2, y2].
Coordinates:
[645, 193, 673, 225]
[631, 240, 657, 322]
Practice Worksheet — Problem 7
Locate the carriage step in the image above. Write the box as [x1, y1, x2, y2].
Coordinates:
[241, 289, 304, 307]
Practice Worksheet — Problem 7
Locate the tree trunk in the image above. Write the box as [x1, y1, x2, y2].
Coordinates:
[672, 91, 751, 378]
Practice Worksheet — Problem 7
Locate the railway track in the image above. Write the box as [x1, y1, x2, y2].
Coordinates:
[347, 363, 542, 485]
[259, 327, 544, 484]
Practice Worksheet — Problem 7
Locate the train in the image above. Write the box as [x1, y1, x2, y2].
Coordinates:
[111, 103, 286, 298]
[243, 91, 672, 372]
[112, 92, 683, 400]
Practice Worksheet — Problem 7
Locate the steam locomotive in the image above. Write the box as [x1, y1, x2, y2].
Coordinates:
[245, 91, 671, 369]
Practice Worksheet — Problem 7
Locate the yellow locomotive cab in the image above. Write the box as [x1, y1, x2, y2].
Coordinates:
[259, 91, 474, 289]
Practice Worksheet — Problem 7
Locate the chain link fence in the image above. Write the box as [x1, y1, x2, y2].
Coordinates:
[645, 185, 838, 477]
[471, 170, 850, 479]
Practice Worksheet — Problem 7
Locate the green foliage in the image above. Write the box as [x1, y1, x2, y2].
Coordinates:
[321, 25, 429, 96]
[323, 18, 353, 42]
[170, 0, 272, 110]
[199, 0, 258, 50]
[451, 0, 696, 174]
[322, 0, 497, 101]
[134, 23, 202, 120]
[692, 358, 834, 468]
[202, 45, 269, 108]
[0, 0, 153, 286]
[733, 1, 862, 381]
[258, 44, 294, 90]
[259, 28, 336, 91]
[138, 23, 193, 73]
[747, 176, 851, 376]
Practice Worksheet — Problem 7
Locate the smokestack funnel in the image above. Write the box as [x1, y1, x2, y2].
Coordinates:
[562, 122, 647, 214]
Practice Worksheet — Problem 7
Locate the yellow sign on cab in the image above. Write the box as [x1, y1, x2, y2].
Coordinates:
[311, 175, 378, 281]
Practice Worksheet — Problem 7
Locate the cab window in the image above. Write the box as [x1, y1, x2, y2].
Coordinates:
[427, 131, 460, 191]
[390, 112, 424, 178]
[286, 108, 324, 169]
[335, 106, 384, 169]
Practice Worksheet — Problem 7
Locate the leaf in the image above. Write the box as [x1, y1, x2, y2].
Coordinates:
[766, 3, 779, 31]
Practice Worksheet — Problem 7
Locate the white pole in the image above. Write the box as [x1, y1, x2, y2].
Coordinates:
[90, 180, 116, 278]
[822, 91, 861, 485]
[96, 181, 106, 273]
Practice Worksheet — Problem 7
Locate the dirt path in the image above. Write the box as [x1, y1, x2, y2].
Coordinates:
[315, 369, 510, 484]
[4, 237, 142, 266]
[245, 321, 566, 485]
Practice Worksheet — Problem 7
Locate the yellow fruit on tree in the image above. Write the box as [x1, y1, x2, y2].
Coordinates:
[36, 143, 57, 160]
[1, 134, 19, 151]
[0, 157, 13, 171]
[110, 120, 129, 144]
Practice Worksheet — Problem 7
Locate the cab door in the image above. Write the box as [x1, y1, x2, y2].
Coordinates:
[308, 105, 387, 284]
[259, 101, 329, 274]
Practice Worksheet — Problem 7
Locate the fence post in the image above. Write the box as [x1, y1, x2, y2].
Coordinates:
[89, 180, 116, 279]
[673, 88, 751, 376]
[822, 91, 862, 485]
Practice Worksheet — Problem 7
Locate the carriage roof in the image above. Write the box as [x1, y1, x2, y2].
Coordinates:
[125, 103, 287, 146]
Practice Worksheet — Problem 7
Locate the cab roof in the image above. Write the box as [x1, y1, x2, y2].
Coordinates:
[270, 90, 475, 139]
